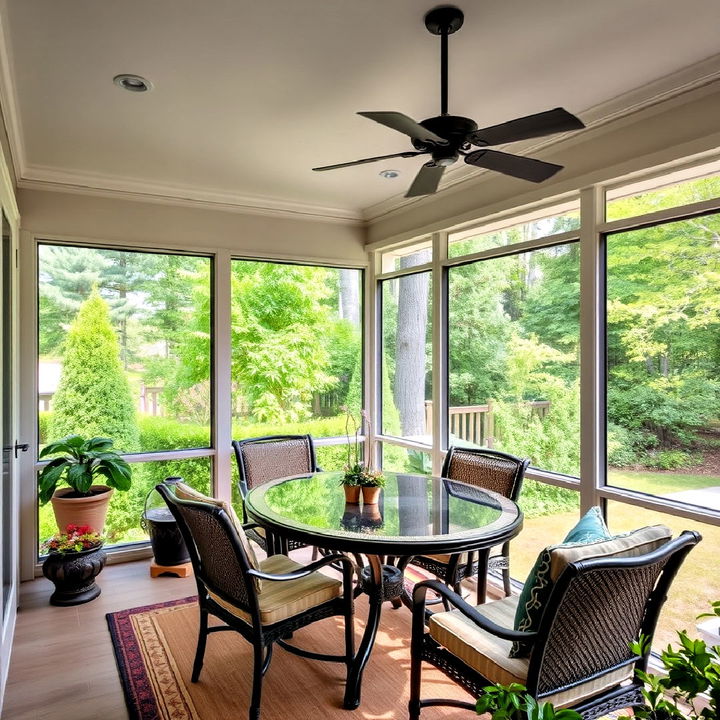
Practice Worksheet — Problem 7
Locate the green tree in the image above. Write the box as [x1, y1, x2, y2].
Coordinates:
[231, 262, 336, 423]
[50, 289, 139, 452]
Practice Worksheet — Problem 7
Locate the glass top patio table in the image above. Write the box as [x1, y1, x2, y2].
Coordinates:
[245, 470, 522, 557]
[245, 471, 522, 710]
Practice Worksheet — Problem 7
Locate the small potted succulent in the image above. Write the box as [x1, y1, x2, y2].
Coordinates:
[38, 435, 132, 533]
[40, 524, 107, 606]
[341, 408, 385, 504]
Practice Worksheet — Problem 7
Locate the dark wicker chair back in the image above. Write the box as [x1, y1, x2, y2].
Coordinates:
[409, 530, 701, 720]
[232, 435, 318, 496]
[527, 530, 700, 704]
[441, 447, 530, 501]
[157, 484, 255, 612]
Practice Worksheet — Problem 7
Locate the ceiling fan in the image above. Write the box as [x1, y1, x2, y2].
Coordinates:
[312, 5, 585, 198]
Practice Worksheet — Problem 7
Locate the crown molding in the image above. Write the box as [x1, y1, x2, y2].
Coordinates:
[0, 6, 25, 182]
[362, 52, 720, 224]
[17, 166, 364, 224]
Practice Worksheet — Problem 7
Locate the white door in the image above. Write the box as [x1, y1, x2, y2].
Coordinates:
[0, 207, 21, 711]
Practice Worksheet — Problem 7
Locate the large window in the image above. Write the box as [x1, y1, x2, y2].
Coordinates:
[381, 270, 432, 442]
[228, 259, 363, 514]
[606, 214, 720, 506]
[447, 244, 580, 477]
[37, 244, 212, 549]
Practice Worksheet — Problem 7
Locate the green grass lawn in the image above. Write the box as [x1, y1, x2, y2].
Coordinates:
[608, 469, 720, 494]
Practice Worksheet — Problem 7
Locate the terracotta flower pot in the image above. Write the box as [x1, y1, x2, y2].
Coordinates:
[343, 485, 361, 504]
[361, 485, 382, 504]
[50, 485, 114, 534]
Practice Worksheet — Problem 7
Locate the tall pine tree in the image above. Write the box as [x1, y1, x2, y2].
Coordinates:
[50, 288, 139, 452]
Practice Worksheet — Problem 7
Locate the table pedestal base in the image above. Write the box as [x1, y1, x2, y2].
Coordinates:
[343, 557, 410, 709]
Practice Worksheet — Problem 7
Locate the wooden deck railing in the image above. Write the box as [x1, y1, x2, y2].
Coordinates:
[424, 400, 550, 447]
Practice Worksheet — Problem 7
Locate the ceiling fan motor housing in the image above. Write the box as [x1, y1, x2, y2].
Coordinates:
[412, 115, 477, 153]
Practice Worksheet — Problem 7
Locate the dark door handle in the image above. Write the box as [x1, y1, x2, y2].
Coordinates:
[3, 442, 29, 459]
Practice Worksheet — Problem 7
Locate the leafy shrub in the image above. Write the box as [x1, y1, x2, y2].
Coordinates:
[607, 421, 651, 466]
[643, 449, 700, 470]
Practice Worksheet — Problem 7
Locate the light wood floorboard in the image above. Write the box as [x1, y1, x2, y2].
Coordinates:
[3, 560, 196, 720]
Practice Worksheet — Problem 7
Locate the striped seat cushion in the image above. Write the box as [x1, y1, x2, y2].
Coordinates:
[428, 595, 633, 707]
[208, 554, 342, 626]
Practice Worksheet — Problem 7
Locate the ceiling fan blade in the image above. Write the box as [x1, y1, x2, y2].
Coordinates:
[358, 111, 447, 145]
[312, 151, 426, 172]
[405, 162, 446, 197]
[464, 149, 563, 183]
[469, 107, 585, 146]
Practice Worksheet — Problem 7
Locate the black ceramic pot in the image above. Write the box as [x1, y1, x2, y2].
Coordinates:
[41, 545, 107, 606]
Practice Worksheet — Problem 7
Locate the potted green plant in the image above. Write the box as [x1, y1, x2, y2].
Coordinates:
[475, 682, 581, 720]
[40, 524, 107, 606]
[38, 435, 132, 533]
[620, 601, 720, 720]
[341, 408, 385, 504]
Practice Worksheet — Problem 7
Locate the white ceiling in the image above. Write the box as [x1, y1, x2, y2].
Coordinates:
[2, 0, 720, 221]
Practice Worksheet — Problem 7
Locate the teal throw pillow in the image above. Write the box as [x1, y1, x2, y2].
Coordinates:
[509, 506, 611, 658]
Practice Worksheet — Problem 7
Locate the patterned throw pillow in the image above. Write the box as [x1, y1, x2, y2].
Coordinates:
[509, 520, 672, 658]
[509, 506, 611, 658]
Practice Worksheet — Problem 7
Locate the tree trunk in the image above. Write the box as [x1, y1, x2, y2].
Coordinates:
[394, 250, 431, 437]
[339, 268, 360, 327]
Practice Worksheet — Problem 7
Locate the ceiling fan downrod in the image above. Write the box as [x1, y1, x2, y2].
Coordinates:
[424, 5, 464, 116]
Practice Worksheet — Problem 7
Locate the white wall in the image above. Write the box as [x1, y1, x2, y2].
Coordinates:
[18, 188, 367, 264]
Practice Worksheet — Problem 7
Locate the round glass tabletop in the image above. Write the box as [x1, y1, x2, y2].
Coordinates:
[245, 471, 523, 555]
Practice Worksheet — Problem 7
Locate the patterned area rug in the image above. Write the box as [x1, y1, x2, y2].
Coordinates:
[106, 593, 474, 719]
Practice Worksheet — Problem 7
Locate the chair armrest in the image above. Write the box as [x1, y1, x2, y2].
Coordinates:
[247, 553, 354, 583]
[412, 579, 536, 643]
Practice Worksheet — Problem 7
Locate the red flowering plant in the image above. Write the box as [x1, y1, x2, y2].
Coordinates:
[40, 524, 104, 555]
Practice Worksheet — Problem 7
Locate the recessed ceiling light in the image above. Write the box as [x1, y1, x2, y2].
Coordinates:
[379, 169, 400, 179]
[113, 74, 153, 92]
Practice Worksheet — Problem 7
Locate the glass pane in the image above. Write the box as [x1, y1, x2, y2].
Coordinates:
[380, 239, 432, 273]
[606, 159, 720, 221]
[230, 261, 363, 439]
[448, 244, 580, 476]
[606, 500, 718, 649]
[381, 271, 433, 441]
[381, 444, 431, 475]
[510, 481, 580, 582]
[37, 245, 212, 452]
[448, 203, 579, 258]
[606, 215, 720, 505]
[38, 456, 212, 553]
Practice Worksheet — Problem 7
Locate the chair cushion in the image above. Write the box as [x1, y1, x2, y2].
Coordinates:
[429, 595, 634, 708]
[174, 483, 262, 588]
[510, 522, 672, 657]
[510, 507, 611, 657]
[207, 554, 342, 626]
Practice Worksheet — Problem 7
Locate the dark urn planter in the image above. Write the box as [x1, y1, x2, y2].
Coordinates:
[42, 545, 107, 606]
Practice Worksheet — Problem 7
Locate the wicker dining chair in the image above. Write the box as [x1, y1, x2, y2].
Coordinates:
[410, 446, 530, 603]
[156, 483, 355, 720]
[232, 434, 320, 553]
[409, 529, 700, 720]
